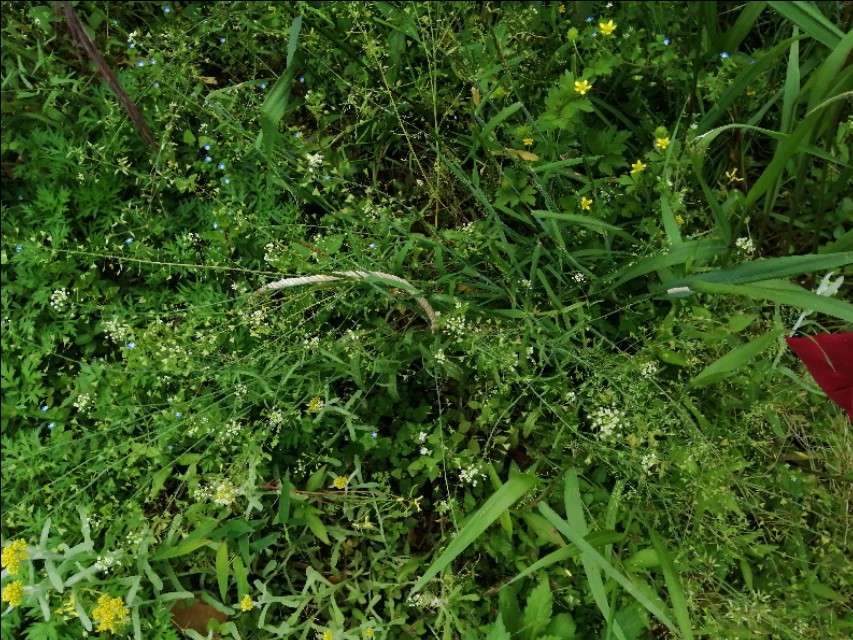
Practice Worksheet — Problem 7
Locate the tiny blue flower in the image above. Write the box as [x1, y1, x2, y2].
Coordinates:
[153, 81, 160, 88]
[260, 82, 267, 89]
[205, 155, 212, 163]
[163, 6, 171, 13]
[41, 405, 49, 413]
[219, 37, 226, 44]
[227, 210, 234, 217]
[174, 412, 182, 419]
[128, 42, 135, 49]
[213, 222, 218, 229]
[749, 58, 756, 64]
[126, 341, 135, 349]
[293, 131, 302, 138]
[218, 162, 225, 170]
[592, 30, 598, 37]
[48, 422, 56, 431]
[149, 59, 156, 65]
[585, 16, 594, 22]
[223, 177, 231, 184]
[125, 237, 134, 244]
[369, 242, 376, 249]
[370, 431, 378, 439]
[15, 245, 22, 253]
[298, 75, 304, 83]
[720, 52, 730, 59]
[166, 444, 174, 450]
[17, 194, 24, 201]
[137, 60, 146, 67]
[663, 37, 671, 46]
[203, 143, 211, 151]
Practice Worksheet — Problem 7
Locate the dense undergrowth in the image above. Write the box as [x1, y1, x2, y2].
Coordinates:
[2, 1, 852, 639]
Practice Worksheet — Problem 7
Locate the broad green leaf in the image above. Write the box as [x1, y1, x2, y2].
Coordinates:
[276, 474, 292, 525]
[305, 514, 330, 545]
[151, 537, 212, 561]
[410, 473, 535, 595]
[258, 15, 303, 157]
[521, 578, 552, 640]
[691, 329, 784, 387]
[216, 542, 230, 602]
[233, 556, 249, 597]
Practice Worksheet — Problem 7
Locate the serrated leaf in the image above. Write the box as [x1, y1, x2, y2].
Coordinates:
[485, 614, 512, 640]
[521, 578, 552, 640]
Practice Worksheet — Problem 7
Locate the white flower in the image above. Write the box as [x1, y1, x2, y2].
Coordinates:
[306, 153, 324, 170]
[417, 431, 428, 443]
[791, 271, 845, 332]
[419, 446, 430, 456]
[734, 237, 755, 256]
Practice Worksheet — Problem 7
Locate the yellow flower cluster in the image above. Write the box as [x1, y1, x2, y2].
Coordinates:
[1, 539, 29, 575]
[1, 580, 24, 607]
[332, 476, 348, 490]
[240, 594, 254, 611]
[323, 631, 334, 640]
[308, 397, 324, 412]
[92, 594, 129, 634]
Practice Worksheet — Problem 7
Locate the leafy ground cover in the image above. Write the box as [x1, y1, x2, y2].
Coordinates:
[2, 1, 852, 638]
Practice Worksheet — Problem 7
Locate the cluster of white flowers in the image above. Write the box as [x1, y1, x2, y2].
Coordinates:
[590, 405, 625, 440]
[434, 349, 447, 365]
[640, 451, 659, 473]
[419, 446, 431, 456]
[564, 390, 578, 404]
[572, 272, 587, 283]
[193, 479, 242, 506]
[639, 361, 658, 379]
[416, 431, 428, 443]
[73, 392, 94, 413]
[104, 318, 132, 343]
[245, 308, 268, 336]
[306, 152, 324, 172]
[458, 462, 487, 487]
[50, 288, 69, 310]
[93, 553, 120, 574]
[233, 384, 248, 398]
[408, 592, 447, 610]
[302, 335, 320, 349]
[735, 237, 756, 256]
[267, 408, 285, 428]
[220, 420, 244, 440]
[440, 305, 470, 341]
[125, 530, 145, 547]
[263, 241, 286, 264]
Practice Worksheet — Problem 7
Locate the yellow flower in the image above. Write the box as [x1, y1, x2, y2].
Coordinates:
[599, 20, 617, 36]
[308, 397, 323, 412]
[574, 79, 592, 95]
[630, 160, 646, 174]
[240, 594, 254, 611]
[323, 631, 334, 640]
[1, 539, 29, 575]
[675, 214, 685, 225]
[92, 594, 129, 634]
[366, 629, 375, 639]
[581, 196, 593, 211]
[655, 137, 670, 150]
[1, 580, 24, 607]
[332, 476, 348, 490]
[558, 4, 566, 13]
[522, 137, 534, 147]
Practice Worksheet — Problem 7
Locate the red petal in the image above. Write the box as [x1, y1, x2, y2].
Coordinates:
[786, 333, 853, 418]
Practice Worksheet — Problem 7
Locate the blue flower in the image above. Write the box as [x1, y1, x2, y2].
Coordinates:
[174, 412, 182, 419]
[163, 6, 171, 13]
[128, 42, 135, 49]
[749, 58, 756, 64]
[298, 75, 305, 83]
[41, 405, 49, 413]
[203, 143, 211, 151]
[223, 177, 231, 184]
[213, 222, 218, 229]
[218, 162, 225, 170]
[720, 52, 730, 59]
[149, 59, 156, 66]
[370, 431, 378, 439]
[126, 341, 135, 349]
[153, 81, 160, 88]
[293, 132, 302, 138]
[125, 237, 134, 244]
[47, 422, 56, 431]
[15, 245, 22, 253]
[219, 37, 226, 44]
[585, 16, 594, 22]
[136, 59, 146, 67]
[205, 155, 212, 163]
[663, 37, 671, 46]
[166, 444, 174, 450]
[591, 30, 598, 37]
[227, 211, 234, 217]
[260, 82, 267, 89]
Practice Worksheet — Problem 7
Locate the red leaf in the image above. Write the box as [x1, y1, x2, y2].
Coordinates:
[786, 333, 853, 419]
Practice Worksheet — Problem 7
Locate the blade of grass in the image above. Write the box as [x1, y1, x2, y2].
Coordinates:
[649, 532, 694, 640]
[767, 1, 844, 49]
[258, 15, 303, 158]
[409, 473, 535, 595]
[690, 328, 785, 387]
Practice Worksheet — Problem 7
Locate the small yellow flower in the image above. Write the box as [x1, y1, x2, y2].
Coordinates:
[323, 631, 334, 640]
[240, 594, 254, 611]
[1, 539, 29, 575]
[675, 214, 685, 225]
[558, 4, 566, 13]
[574, 79, 592, 96]
[630, 160, 646, 174]
[581, 196, 593, 211]
[655, 137, 670, 150]
[1, 580, 24, 607]
[599, 20, 617, 36]
[332, 476, 348, 490]
[92, 594, 129, 634]
[366, 629, 375, 639]
[308, 397, 323, 412]
[522, 137, 534, 147]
